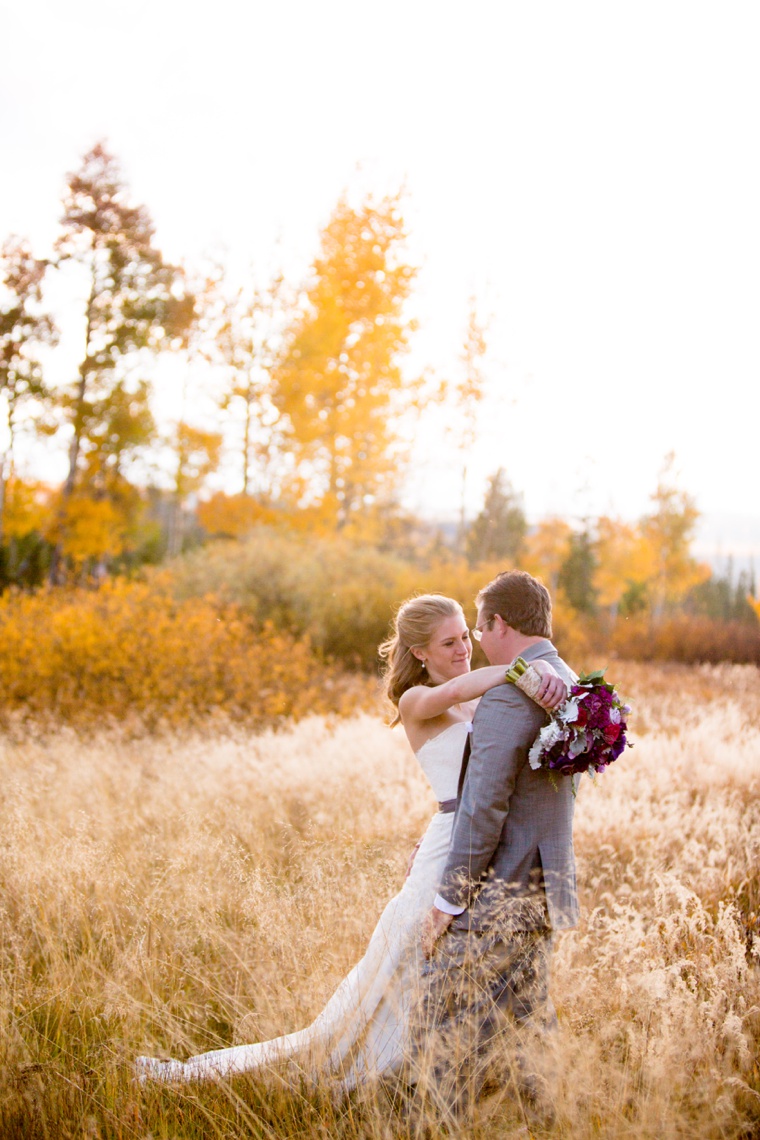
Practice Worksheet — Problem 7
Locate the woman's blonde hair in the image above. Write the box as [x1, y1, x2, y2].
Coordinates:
[378, 594, 464, 725]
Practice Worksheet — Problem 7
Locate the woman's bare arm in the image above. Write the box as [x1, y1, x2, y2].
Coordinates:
[398, 664, 510, 724]
[398, 660, 566, 725]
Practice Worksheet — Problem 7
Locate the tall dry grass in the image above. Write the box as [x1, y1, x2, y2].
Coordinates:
[1, 662, 759, 1138]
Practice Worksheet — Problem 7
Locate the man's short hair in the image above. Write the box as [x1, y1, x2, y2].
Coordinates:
[477, 570, 552, 638]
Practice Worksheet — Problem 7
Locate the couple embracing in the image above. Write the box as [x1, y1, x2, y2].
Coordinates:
[138, 570, 578, 1119]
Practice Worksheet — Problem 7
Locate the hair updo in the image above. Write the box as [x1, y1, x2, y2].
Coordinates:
[378, 594, 464, 724]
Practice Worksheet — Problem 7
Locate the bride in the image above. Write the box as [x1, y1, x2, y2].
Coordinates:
[136, 593, 565, 1088]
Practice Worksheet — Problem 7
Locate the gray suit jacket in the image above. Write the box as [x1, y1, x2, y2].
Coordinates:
[438, 639, 579, 934]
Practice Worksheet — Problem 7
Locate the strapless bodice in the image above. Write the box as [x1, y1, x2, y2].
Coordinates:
[414, 720, 471, 803]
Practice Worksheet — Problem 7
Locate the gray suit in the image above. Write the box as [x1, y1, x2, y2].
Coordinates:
[413, 639, 578, 1117]
[439, 638, 579, 932]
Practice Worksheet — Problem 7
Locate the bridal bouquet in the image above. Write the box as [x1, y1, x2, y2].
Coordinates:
[506, 658, 631, 780]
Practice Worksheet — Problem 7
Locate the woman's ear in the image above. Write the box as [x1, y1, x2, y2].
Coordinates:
[411, 648, 426, 663]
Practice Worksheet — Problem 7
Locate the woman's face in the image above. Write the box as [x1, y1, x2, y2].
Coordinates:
[417, 613, 472, 684]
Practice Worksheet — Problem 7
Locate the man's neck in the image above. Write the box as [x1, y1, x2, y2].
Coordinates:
[503, 633, 547, 663]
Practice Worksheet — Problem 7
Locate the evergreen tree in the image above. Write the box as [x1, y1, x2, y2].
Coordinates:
[558, 527, 597, 613]
[465, 468, 526, 566]
[686, 559, 758, 623]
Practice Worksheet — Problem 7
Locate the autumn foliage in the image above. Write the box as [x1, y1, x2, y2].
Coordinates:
[0, 575, 374, 731]
[610, 613, 760, 664]
[0, 140, 757, 702]
[3, 524, 758, 734]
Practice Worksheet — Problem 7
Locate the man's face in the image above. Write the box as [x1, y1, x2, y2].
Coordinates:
[475, 603, 499, 664]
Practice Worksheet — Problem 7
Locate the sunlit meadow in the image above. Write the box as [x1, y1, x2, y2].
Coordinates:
[1, 662, 759, 1138]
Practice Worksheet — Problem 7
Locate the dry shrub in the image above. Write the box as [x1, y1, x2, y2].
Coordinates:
[2, 662, 760, 1137]
[166, 533, 602, 671]
[610, 613, 760, 665]
[0, 575, 376, 731]
[167, 529, 760, 672]
[168, 529, 419, 670]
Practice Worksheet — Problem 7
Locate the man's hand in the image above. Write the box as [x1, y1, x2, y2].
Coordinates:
[421, 906, 453, 959]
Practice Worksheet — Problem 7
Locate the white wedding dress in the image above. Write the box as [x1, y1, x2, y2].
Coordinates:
[136, 721, 470, 1089]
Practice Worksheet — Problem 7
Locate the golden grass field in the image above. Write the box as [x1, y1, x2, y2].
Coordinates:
[1, 661, 759, 1138]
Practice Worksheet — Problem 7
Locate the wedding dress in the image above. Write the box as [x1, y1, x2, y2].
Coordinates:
[136, 720, 471, 1089]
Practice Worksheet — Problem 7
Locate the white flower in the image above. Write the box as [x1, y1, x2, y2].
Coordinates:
[528, 738, 543, 769]
[542, 721, 564, 748]
[563, 698, 580, 724]
[569, 731, 588, 758]
[610, 707, 621, 724]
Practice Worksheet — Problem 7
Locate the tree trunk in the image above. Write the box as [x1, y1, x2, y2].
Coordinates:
[49, 270, 97, 584]
[0, 451, 7, 549]
[242, 386, 252, 496]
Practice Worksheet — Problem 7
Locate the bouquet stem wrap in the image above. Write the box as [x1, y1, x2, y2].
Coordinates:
[504, 657, 544, 702]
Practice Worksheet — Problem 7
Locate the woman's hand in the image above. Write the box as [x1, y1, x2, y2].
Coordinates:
[531, 660, 568, 710]
[405, 840, 422, 879]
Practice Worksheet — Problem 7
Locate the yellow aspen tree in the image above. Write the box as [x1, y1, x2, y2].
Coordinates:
[594, 516, 658, 618]
[272, 192, 417, 532]
[167, 423, 222, 557]
[522, 517, 573, 593]
[642, 454, 710, 617]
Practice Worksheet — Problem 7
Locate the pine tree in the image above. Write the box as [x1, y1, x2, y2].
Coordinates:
[465, 468, 526, 566]
[558, 528, 597, 613]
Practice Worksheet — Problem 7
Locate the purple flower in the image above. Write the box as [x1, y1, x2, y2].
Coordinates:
[529, 676, 632, 785]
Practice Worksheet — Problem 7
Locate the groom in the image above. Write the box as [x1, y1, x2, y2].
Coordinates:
[417, 569, 579, 1115]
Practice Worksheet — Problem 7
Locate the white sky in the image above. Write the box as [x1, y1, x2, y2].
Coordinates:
[2, 0, 759, 559]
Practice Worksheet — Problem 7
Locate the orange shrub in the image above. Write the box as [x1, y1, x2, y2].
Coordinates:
[0, 575, 376, 731]
[609, 613, 760, 665]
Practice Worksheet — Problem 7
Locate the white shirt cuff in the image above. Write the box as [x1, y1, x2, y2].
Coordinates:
[434, 893, 466, 916]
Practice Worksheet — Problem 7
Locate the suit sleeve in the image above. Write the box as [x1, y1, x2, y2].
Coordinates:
[437, 684, 545, 910]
